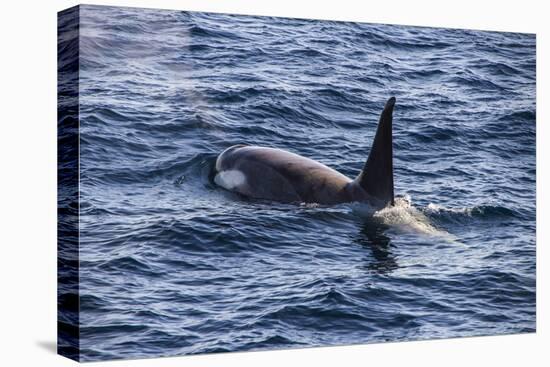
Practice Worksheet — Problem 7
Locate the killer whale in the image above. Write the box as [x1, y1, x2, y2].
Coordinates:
[214, 97, 396, 208]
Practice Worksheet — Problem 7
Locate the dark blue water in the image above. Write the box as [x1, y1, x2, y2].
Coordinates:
[76, 5, 536, 361]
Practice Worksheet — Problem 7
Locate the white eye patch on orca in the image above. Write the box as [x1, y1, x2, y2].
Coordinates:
[214, 170, 246, 190]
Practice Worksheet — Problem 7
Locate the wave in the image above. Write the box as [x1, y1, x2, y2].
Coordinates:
[498, 110, 536, 122]
[424, 202, 519, 222]
[188, 24, 245, 41]
[360, 30, 453, 50]
[353, 195, 519, 241]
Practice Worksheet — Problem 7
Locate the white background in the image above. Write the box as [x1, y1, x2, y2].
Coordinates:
[0, 0, 547, 365]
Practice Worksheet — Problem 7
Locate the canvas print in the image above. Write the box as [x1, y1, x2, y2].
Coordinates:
[57, 4, 536, 362]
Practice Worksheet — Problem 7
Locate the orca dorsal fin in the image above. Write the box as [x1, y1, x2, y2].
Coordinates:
[356, 97, 395, 207]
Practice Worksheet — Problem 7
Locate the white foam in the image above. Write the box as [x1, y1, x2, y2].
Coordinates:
[353, 195, 456, 241]
[426, 202, 473, 216]
[214, 170, 246, 190]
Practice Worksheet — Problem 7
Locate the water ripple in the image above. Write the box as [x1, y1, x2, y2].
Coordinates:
[72, 5, 536, 361]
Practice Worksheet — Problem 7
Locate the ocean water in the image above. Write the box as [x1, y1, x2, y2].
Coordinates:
[73, 5, 535, 361]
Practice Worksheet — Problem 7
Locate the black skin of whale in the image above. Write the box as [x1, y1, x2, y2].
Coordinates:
[214, 97, 396, 208]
